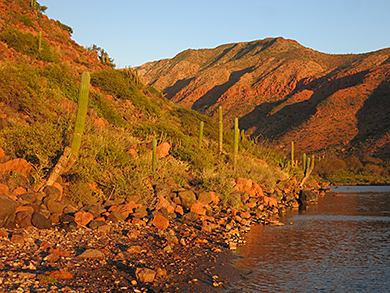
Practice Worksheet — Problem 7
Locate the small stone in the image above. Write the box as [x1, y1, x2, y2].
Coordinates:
[152, 215, 169, 230]
[10, 233, 24, 246]
[127, 230, 139, 240]
[78, 249, 105, 259]
[74, 211, 94, 226]
[135, 268, 156, 283]
[49, 269, 73, 279]
[127, 245, 142, 254]
[44, 254, 60, 262]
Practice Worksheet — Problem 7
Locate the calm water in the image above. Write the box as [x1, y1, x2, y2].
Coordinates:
[231, 186, 390, 293]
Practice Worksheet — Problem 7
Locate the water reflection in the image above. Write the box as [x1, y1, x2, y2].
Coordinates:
[232, 188, 390, 292]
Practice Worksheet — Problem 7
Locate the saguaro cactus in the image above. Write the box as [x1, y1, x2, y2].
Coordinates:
[218, 106, 223, 153]
[233, 117, 239, 168]
[300, 155, 315, 187]
[44, 72, 90, 188]
[291, 141, 295, 167]
[198, 121, 204, 149]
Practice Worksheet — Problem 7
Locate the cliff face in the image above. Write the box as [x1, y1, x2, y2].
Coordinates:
[136, 37, 390, 159]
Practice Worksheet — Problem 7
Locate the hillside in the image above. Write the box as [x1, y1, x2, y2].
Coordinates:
[136, 37, 390, 160]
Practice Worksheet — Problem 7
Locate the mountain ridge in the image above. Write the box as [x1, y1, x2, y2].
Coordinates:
[136, 37, 390, 159]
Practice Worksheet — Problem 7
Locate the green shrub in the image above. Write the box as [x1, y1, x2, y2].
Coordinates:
[0, 28, 59, 63]
[90, 69, 161, 117]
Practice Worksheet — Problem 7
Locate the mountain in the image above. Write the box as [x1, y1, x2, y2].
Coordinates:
[136, 37, 390, 159]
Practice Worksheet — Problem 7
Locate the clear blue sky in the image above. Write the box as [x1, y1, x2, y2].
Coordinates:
[39, 0, 390, 68]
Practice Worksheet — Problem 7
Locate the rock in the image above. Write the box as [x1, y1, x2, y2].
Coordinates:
[209, 191, 220, 204]
[48, 269, 73, 279]
[97, 225, 111, 233]
[42, 186, 61, 201]
[0, 194, 17, 228]
[74, 211, 94, 226]
[0, 158, 33, 175]
[190, 201, 206, 215]
[109, 211, 126, 222]
[156, 195, 175, 214]
[198, 192, 213, 205]
[299, 189, 319, 205]
[263, 196, 278, 208]
[156, 268, 167, 279]
[10, 233, 25, 246]
[45, 198, 66, 214]
[152, 215, 169, 230]
[156, 142, 171, 159]
[183, 211, 199, 222]
[81, 203, 104, 218]
[31, 212, 52, 229]
[78, 249, 105, 259]
[178, 190, 196, 209]
[240, 211, 251, 219]
[44, 254, 60, 262]
[0, 183, 9, 195]
[136, 268, 156, 283]
[17, 193, 37, 203]
[174, 205, 184, 215]
[127, 245, 142, 254]
[88, 220, 108, 230]
[15, 211, 33, 228]
[235, 177, 264, 197]
[108, 202, 137, 218]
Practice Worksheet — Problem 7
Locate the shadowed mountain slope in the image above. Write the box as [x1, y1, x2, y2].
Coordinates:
[136, 38, 390, 159]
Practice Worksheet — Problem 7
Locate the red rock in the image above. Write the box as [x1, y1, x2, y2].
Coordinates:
[12, 187, 27, 196]
[156, 195, 175, 214]
[127, 245, 142, 254]
[10, 233, 24, 246]
[49, 269, 73, 279]
[240, 211, 251, 219]
[263, 196, 278, 207]
[174, 205, 184, 215]
[78, 249, 105, 259]
[209, 192, 220, 204]
[44, 253, 60, 262]
[49, 247, 71, 257]
[156, 142, 171, 159]
[128, 148, 138, 158]
[152, 215, 169, 230]
[132, 218, 146, 226]
[40, 241, 52, 249]
[0, 183, 9, 195]
[0, 147, 5, 159]
[136, 268, 156, 283]
[74, 211, 94, 226]
[94, 117, 106, 128]
[0, 158, 33, 175]
[16, 205, 35, 213]
[108, 202, 137, 218]
[235, 178, 264, 197]
[190, 201, 206, 215]
[246, 202, 256, 208]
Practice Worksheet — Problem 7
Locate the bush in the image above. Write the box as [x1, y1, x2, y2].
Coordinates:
[90, 69, 162, 117]
[0, 28, 59, 63]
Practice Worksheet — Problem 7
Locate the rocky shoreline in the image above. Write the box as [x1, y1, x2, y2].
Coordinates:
[0, 159, 325, 292]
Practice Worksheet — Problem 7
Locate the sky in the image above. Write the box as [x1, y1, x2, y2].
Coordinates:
[39, 0, 390, 68]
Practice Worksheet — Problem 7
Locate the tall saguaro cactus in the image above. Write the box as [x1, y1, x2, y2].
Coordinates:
[218, 106, 223, 153]
[198, 121, 204, 149]
[233, 117, 239, 169]
[44, 72, 90, 188]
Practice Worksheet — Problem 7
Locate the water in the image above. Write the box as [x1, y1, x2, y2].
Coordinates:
[231, 186, 390, 293]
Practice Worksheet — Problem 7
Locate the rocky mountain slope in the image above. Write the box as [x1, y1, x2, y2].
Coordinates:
[136, 37, 390, 159]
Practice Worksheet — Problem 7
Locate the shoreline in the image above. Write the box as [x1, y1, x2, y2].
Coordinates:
[0, 178, 325, 292]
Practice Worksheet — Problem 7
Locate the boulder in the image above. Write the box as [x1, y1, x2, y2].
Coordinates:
[235, 177, 264, 197]
[15, 211, 33, 228]
[0, 194, 17, 227]
[0, 158, 33, 175]
[190, 201, 206, 215]
[31, 212, 52, 229]
[74, 211, 94, 226]
[178, 190, 196, 209]
[198, 192, 213, 205]
[78, 249, 105, 259]
[299, 189, 319, 205]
